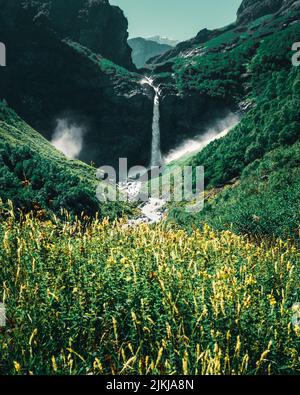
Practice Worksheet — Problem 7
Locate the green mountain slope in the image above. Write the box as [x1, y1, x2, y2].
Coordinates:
[167, 16, 300, 238]
[0, 102, 129, 218]
[187, 23, 300, 186]
[147, 1, 300, 156]
[0, 0, 154, 169]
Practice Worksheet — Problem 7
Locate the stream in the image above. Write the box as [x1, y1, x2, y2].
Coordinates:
[121, 78, 239, 225]
[121, 77, 166, 225]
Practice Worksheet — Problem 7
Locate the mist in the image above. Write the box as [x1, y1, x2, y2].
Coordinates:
[164, 112, 240, 163]
[51, 119, 85, 159]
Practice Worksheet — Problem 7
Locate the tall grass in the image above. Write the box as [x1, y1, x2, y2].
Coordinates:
[0, 202, 299, 375]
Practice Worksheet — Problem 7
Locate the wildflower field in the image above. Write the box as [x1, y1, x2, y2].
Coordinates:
[0, 203, 299, 375]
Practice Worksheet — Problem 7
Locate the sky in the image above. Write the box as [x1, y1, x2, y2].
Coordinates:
[110, 0, 243, 41]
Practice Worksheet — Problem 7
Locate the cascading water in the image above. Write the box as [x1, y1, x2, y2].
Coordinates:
[150, 85, 162, 167]
[141, 77, 162, 167]
[123, 80, 240, 226]
[119, 77, 166, 226]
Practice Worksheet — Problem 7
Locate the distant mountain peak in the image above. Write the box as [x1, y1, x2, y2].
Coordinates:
[147, 36, 180, 47]
[128, 37, 172, 68]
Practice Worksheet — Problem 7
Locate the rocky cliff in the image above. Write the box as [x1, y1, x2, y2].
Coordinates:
[145, 0, 300, 157]
[237, 0, 284, 23]
[0, 0, 154, 168]
[0, 0, 134, 70]
[237, 0, 300, 24]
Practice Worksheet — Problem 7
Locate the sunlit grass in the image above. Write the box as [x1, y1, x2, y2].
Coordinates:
[0, 202, 299, 375]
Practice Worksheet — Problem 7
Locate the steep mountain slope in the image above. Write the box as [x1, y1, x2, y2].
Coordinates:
[149, 0, 300, 66]
[128, 37, 172, 69]
[237, 0, 300, 23]
[146, 28, 221, 66]
[146, 0, 300, 157]
[0, 101, 129, 218]
[0, 0, 134, 70]
[164, 2, 300, 238]
[0, 0, 154, 169]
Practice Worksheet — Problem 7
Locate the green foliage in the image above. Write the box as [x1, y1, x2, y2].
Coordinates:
[0, 207, 299, 375]
[173, 38, 256, 98]
[171, 142, 300, 239]
[64, 39, 137, 79]
[169, 21, 300, 238]
[172, 15, 300, 102]
[188, 23, 300, 188]
[247, 14, 273, 29]
[0, 102, 130, 219]
[204, 29, 239, 49]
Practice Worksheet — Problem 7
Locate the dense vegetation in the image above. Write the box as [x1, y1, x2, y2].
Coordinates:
[172, 14, 299, 100]
[0, 102, 129, 219]
[170, 142, 300, 239]
[0, 205, 299, 375]
[173, 36, 255, 100]
[170, 21, 300, 238]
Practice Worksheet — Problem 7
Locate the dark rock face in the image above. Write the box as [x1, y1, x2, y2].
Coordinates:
[1, 0, 298, 171]
[0, 0, 153, 168]
[128, 37, 172, 69]
[237, 0, 300, 24]
[0, 0, 134, 70]
[159, 88, 233, 155]
[237, 0, 283, 23]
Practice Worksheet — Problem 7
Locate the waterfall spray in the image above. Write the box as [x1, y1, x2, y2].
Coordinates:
[141, 77, 162, 168]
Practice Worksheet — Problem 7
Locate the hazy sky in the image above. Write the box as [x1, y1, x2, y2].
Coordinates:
[110, 0, 243, 41]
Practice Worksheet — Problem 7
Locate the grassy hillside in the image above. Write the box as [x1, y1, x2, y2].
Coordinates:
[170, 141, 300, 239]
[65, 39, 137, 80]
[167, 18, 300, 238]
[187, 23, 300, 185]
[0, 102, 130, 219]
[0, 207, 299, 375]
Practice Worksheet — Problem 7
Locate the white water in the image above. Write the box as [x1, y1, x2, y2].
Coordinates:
[119, 179, 166, 225]
[141, 77, 162, 167]
[118, 77, 166, 226]
[164, 113, 240, 163]
[51, 119, 85, 159]
[122, 83, 240, 226]
[127, 198, 166, 226]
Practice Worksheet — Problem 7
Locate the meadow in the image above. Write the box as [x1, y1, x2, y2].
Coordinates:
[0, 202, 299, 375]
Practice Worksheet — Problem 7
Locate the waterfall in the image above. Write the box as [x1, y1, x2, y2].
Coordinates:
[150, 85, 162, 167]
[141, 77, 162, 167]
